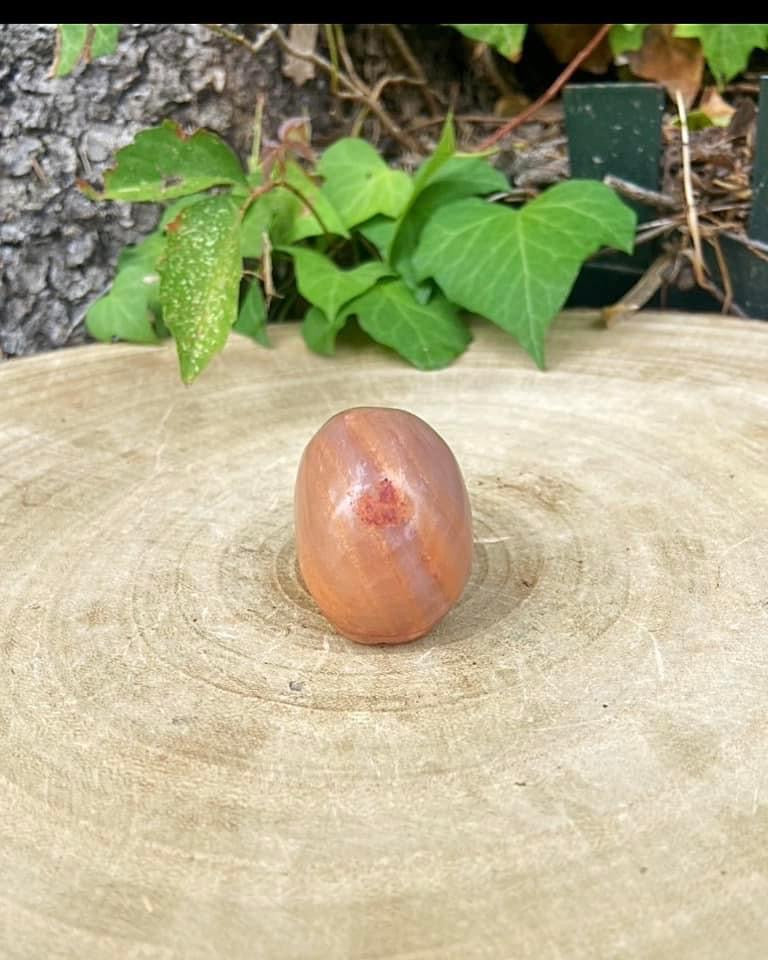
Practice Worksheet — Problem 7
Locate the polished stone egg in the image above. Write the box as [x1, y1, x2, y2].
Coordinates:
[294, 406, 473, 644]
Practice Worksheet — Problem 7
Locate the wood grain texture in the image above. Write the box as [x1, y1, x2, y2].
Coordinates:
[295, 407, 473, 644]
[1, 312, 767, 959]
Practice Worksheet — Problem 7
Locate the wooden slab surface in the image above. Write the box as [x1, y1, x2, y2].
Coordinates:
[1, 312, 767, 959]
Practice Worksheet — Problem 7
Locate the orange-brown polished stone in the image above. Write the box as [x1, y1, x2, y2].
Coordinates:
[294, 407, 473, 644]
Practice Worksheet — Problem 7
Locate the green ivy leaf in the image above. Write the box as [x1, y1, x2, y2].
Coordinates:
[90, 24, 120, 58]
[52, 25, 88, 76]
[392, 184, 479, 298]
[391, 154, 510, 293]
[302, 306, 338, 356]
[86, 120, 247, 202]
[51, 24, 120, 77]
[272, 162, 349, 243]
[87, 294, 158, 345]
[317, 139, 413, 227]
[241, 161, 351, 255]
[446, 24, 527, 61]
[408, 116, 457, 201]
[240, 195, 274, 258]
[684, 111, 717, 131]
[388, 119, 472, 259]
[233, 280, 270, 347]
[345, 279, 472, 370]
[160, 195, 243, 383]
[382, 117, 458, 293]
[282, 247, 392, 326]
[674, 24, 768, 86]
[86, 232, 164, 344]
[356, 215, 397, 258]
[159, 194, 208, 229]
[427, 154, 509, 195]
[413, 181, 636, 369]
[609, 24, 648, 55]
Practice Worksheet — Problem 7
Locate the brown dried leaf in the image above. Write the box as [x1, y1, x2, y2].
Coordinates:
[493, 92, 532, 117]
[698, 87, 735, 126]
[281, 24, 319, 87]
[626, 24, 704, 106]
[726, 98, 756, 139]
[534, 24, 613, 74]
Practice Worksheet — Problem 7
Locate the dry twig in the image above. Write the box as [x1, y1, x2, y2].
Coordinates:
[675, 89, 706, 287]
[31, 155, 49, 186]
[707, 234, 733, 312]
[204, 23, 277, 55]
[205, 23, 420, 153]
[332, 24, 365, 90]
[634, 218, 684, 245]
[349, 73, 423, 137]
[323, 24, 340, 94]
[721, 230, 768, 262]
[476, 23, 613, 151]
[248, 93, 266, 174]
[380, 24, 441, 117]
[408, 114, 507, 131]
[601, 253, 676, 327]
[602, 175, 678, 211]
[684, 248, 747, 316]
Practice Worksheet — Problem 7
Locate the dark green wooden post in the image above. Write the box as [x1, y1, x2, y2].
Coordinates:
[563, 78, 768, 318]
[716, 75, 768, 319]
[565, 83, 665, 196]
[563, 83, 666, 306]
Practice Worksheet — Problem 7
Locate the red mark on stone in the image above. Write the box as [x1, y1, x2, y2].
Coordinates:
[355, 478, 411, 527]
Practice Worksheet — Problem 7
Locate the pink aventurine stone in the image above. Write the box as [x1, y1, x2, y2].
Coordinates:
[294, 407, 473, 644]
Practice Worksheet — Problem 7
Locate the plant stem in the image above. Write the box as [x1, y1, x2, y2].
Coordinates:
[601, 252, 674, 327]
[253, 23, 420, 153]
[602, 175, 678, 211]
[203, 23, 277, 55]
[248, 94, 265, 175]
[349, 73, 423, 137]
[205, 22, 421, 153]
[380, 24, 441, 117]
[675, 88, 705, 287]
[476, 23, 614, 151]
[707, 234, 733, 312]
[273, 179, 330, 236]
[323, 24, 340, 94]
